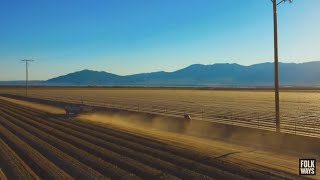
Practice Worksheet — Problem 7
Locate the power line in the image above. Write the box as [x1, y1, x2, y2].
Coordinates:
[271, 0, 292, 133]
[21, 60, 34, 97]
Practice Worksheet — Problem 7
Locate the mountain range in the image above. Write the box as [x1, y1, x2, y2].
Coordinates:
[45, 61, 320, 86]
[2, 61, 320, 87]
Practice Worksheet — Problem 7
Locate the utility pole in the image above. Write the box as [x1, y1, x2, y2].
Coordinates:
[21, 60, 34, 97]
[271, 0, 292, 133]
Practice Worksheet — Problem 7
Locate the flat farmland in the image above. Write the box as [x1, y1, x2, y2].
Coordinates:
[1, 87, 320, 137]
[0, 98, 296, 180]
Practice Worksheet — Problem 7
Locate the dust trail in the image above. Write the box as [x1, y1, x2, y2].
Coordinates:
[76, 112, 306, 156]
[78, 112, 194, 136]
[77, 112, 244, 154]
[0, 97, 64, 114]
[77, 112, 261, 154]
[76, 112, 320, 179]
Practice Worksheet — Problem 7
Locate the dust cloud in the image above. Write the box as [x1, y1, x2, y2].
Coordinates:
[76, 112, 237, 155]
[76, 111, 262, 154]
[75, 112, 320, 177]
[77, 111, 320, 157]
[77, 112, 224, 139]
[77, 112, 187, 133]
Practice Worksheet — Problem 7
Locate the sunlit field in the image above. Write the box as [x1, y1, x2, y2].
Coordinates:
[3, 97, 313, 179]
[1, 87, 320, 137]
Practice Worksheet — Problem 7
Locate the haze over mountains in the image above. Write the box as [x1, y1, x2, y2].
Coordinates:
[2, 61, 320, 87]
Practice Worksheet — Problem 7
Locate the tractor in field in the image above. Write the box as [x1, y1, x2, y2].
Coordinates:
[64, 104, 84, 116]
[64, 104, 96, 117]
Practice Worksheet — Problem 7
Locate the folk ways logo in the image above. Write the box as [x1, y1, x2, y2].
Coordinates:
[300, 159, 316, 175]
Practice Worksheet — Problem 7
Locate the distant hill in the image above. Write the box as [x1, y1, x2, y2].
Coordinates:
[44, 61, 320, 86]
[47, 70, 123, 86]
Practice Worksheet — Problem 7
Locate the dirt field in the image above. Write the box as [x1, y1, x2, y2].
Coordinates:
[0, 97, 317, 179]
[1, 87, 320, 137]
[0, 98, 282, 179]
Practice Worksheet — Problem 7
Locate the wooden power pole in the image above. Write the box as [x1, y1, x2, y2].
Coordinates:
[271, 0, 292, 133]
[21, 60, 34, 97]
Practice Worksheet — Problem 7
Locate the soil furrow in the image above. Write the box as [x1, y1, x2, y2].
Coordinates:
[0, 98, 286, 180]
[0, 122, 72, 180]
[0, 104, 176, 180]
[0, 99, 259, 179]
[0, 110, 139, 180]
[0, 111, 107, 180]
[0, 138, 40, 180]
[1, 103, 214, 180]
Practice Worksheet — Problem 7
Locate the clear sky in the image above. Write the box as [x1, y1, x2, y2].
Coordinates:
[0, 0, 319, 80]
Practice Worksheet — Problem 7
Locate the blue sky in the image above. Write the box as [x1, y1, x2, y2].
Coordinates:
[0, 0, 319, 80]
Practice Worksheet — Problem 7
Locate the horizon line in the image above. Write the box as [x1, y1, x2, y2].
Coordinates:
[1, 60, 320, 81]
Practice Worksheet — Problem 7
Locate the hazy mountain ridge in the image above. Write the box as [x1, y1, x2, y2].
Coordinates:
[2, 61, 320, 86]
[45, 61, 320, 86]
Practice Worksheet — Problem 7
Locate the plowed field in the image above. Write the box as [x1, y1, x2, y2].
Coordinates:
[0, 98, 306, 180]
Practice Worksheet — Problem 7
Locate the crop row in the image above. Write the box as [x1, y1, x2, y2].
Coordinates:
[0, 103, 174, 180]
[0, 100, 216, 180]
[0, 118, 73, 180]
[0, 99, 226, 179]
[0, 99, 284, 180]
[0, 138, 39, 180]
[0, 104, 141, 179]
[0, 111, 110, 180]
